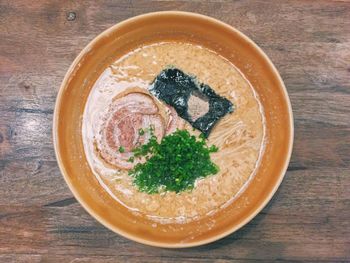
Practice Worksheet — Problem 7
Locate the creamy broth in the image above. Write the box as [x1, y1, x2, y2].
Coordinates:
[82, 42, 265, 224]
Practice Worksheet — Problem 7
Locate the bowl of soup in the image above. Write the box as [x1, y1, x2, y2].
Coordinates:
[53, 11, 293, 247]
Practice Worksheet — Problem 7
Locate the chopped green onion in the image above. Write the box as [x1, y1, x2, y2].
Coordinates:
[118, 146, 125, 153]
[129, 129, 219, 193]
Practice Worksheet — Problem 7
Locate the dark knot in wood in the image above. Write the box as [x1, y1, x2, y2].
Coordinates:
[66, 11, 76, 21]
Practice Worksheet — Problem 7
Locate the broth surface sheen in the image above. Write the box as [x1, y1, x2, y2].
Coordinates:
[82, 42, 266, 224]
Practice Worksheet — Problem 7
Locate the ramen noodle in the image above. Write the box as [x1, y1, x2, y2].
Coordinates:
[82, 42, 265, 224]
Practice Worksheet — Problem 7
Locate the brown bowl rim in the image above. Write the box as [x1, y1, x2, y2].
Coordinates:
[53, 11, 294, 248]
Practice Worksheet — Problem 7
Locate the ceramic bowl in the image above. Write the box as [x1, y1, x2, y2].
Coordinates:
[53, 11, 293, 248]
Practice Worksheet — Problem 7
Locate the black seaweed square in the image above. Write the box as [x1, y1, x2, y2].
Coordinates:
[149, 68, 234, 137]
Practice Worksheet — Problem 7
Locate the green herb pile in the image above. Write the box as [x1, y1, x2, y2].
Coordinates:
[128, 129, 219, 193]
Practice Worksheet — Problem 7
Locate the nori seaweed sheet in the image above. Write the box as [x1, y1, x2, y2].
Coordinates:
[149, 68, 234, 137]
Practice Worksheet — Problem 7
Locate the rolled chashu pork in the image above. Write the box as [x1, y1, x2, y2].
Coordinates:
[95, 88, 183, 170]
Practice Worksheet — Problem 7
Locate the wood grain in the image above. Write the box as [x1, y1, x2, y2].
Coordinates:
[0, 0, 349, 262]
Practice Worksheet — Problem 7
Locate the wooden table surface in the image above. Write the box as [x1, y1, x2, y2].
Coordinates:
[1, 1, 349, 262]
